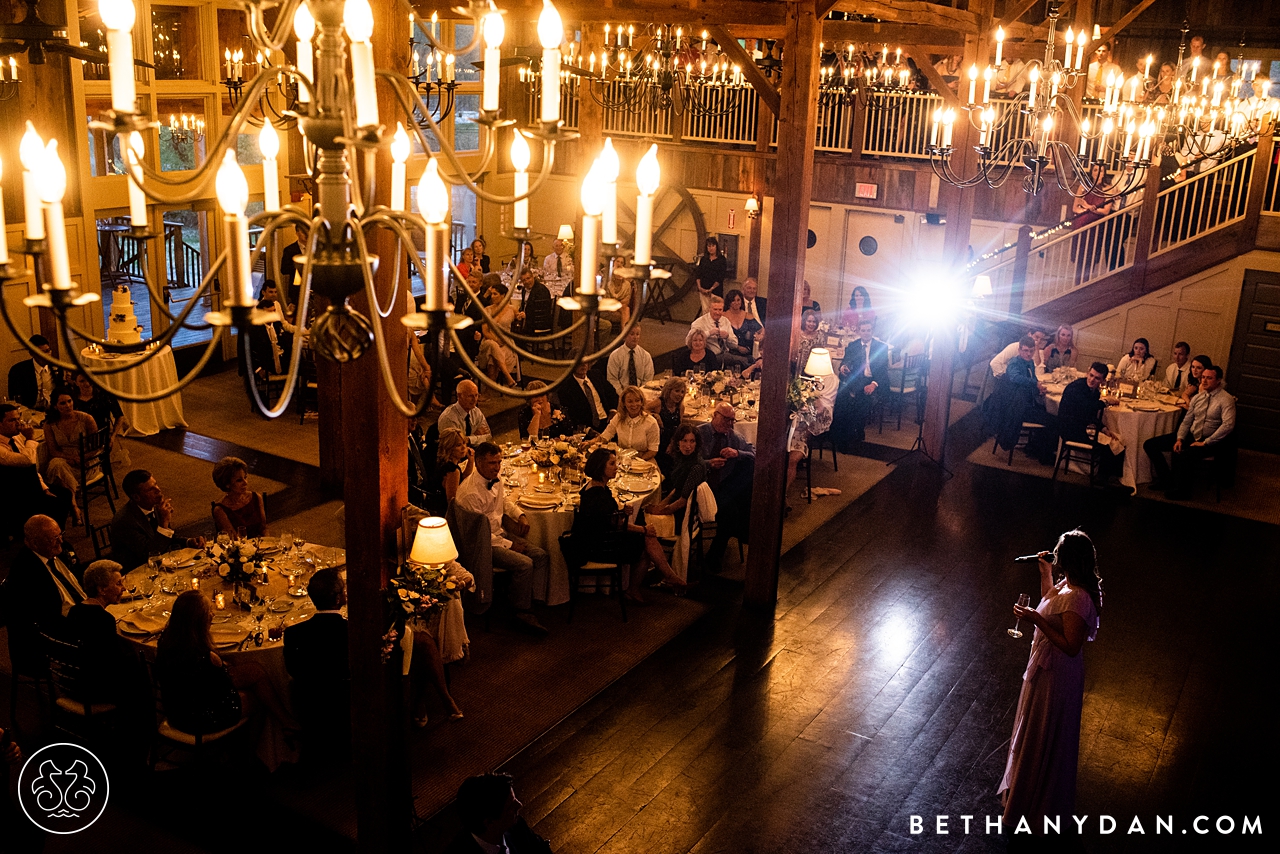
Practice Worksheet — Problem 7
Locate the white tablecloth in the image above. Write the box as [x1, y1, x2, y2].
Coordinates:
[641, 385, 759, 446]
[1045, 386, 1183, 488]
[81, 346, 187, 436]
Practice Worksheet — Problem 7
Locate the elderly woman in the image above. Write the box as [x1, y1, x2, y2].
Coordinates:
[649, 377, 687, 475]
[572, 448, 686, 603]
[1042, 325, 1077, 371]
[211, 456, 267, 538]
[673, 329, 721, 375]
[793, 310, 825, 371]
[598, 386, 661, 461]
[1117, 337, 1156, 382]
[42, 386, 99, 524]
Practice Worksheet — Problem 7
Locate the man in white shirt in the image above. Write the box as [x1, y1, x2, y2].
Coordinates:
[453, 443, 548, 636]
[606, 325, 654, 394]
[990, 327, 1047, 376]
[689, 297, 749, 368]
[1086, 43, 1123, 100]
[437, 379, 492, 445]
[1176, 35, 1207, 80]
[1165, 342, 1192, 391]
[741, 277, 766, 323]
[0, 403, 73, 528]
[540, 238, 574, 298]
[558, 361, 610, 433]
[1144, 364, 1235, 499]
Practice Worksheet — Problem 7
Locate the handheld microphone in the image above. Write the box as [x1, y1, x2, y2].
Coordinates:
[1014, 553, 1047, 563]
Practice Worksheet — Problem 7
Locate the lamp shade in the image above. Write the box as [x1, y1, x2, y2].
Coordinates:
[744, 195, 760, 215]
[804, 347, 834, 377]
[410, 517, 457, 565]
[557, 223, 575, 241]
[972, 274, 993, 297]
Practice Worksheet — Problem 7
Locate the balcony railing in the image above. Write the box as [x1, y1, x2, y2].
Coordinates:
[1149, 148, 1253, 257]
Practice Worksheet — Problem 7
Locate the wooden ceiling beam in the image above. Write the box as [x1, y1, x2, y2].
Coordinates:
[1079, 0, 1161, 56]
[831, 0, 979, 33]
[904, 47, 961, 109]
[707, 24, 781, 115]
[821, 20, 965, 49]
[997, 0, 1041, 29]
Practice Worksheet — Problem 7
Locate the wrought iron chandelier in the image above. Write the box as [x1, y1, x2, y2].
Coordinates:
[818, 43, 919, 114]
[578, 24, 750, 119]
[408, 10, 457, 125]
[1, 0, 668, 421]
[927, 2, 1277, 197]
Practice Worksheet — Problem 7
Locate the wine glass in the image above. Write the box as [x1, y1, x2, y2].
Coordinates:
[293, 532, 306, 557]
[1008, 593, 1031, 638]
[216, 531, 230, 550]
[141, 578, 156, 611]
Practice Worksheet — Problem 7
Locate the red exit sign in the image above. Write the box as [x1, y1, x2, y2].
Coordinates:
[855, 183, 878, 199]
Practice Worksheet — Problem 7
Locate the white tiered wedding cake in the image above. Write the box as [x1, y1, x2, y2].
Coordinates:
[107, 286, 143, 344]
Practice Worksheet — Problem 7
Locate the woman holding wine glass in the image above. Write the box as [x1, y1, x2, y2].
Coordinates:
[998, 529, 1103, 831]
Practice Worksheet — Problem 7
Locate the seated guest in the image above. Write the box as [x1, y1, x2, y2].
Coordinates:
[111, 469, 206, 570]
[447, 772, 552, 854]
[648, 425, 708, 532]
[247, 281, 293, 376]
[598, 386, 661, 461]
[516, 268, 553, 336]
[722, 289, 761, 363]
[454, 443, 549, 635]
[211, 456, 267, 538]
[994, 336, 1055, 462]
[6, 334, 56, 409]
[437, 379, 491, 445]
[1056, 362, 1123, 479]
[1144, 364, 1235, 500]
[741, 277, 766, 324]
[517, 382, 567, 440]
[556, 360, 611, 434]
[690, 296, 748, 369]
[478, 284, 522, 387]
[1042, 325, 1078, 371]
[842, 286, 875, 330]
[471, 237, 491, 275]
[72, 370, 124, 434]
[540, 238, 574, 289]
[989, 327, 1047, 377]
[604, 271, 634, 328]
[672, 329, 722, 376]
[157, 590, 297, 736]
[572, 449, 686, 604]
[648, 377, 687, 475]
[1, 403, 73, 530]
[1178, 354, 1212, 407]
[425, 427, 474, 516]
[1165, 341, 1193, 391]
[0, 515, 84, 675]
[43, 386, 99, 524]
[833, 318, 889, 451]
[696, 403, 756, 570]
[1117, 337, 1156, 381]
[284, 567, 351, 750]
[606, 325, 654, 394]
[793, 310, 825, 370]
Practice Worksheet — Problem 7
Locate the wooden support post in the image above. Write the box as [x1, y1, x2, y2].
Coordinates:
[1238, 132, 1274, 253]
[338, 2, 412, 850]
[708, 25, 780, 116]
[1128, 151, 1168, 297]
[1009, 224, 1033, 316]
[745, 1, 820, 611]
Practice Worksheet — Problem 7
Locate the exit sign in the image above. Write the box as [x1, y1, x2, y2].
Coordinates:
[855, 183, 878, 200]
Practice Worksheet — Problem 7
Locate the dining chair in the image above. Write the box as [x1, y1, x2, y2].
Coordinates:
[144, 658, 249, 770]
[40, 631, 119, 742]
[1052, 437, 1101, 487]
[558, 531, 626, 624]
[78, 425, 118, 532]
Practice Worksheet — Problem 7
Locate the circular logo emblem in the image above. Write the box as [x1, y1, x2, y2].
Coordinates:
[17, 742, 110, 835]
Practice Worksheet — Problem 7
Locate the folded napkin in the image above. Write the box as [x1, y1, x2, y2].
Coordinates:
[120, 612, 168, 634]
[210, 626, 248, 647]
[162, 548, 202, 567]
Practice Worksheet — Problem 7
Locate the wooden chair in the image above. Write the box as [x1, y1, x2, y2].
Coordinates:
[78, 425, 117, 531]
[558, 530, 626, 623]
[1052, 437, 1101, 486]
[995, 421, 1047, 465]
[90, 524, 114, 560]
[40, 631, 119, 741]
[145, 658, 249, 769]
[802, 430, 839, 504]
[887, 354, 929, 431]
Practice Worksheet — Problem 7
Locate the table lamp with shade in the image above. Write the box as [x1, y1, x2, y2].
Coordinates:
[971, 274, 993, 298]
[557, 223, 575, 244]
[804, 347, 834, 377]
[409, 517, 458, 568]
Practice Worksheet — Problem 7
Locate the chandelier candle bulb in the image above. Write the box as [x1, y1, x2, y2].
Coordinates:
[942, 109, 955, 148]
[1050, 72, 1059, 100]
[994, 27, 1004, 67]
[510, 132, 530, 230]
[1027, 66, 1039, 106]
[225, 47, 233, 80]
[0, 158, 7, 264]
[100, 0, 137, 112]
[259, 121, 280, 212]
[37, 141, 72, 291]
[1145, 54, 1153, 79]
[1078, 119, 1090, 156]
[983, 67, 992, 103]
[19, 122, 44, 241]
[294, 3, 314, 103]
[216, 150, 253, 308]
[538, 1, 563, 122]
[127, 132, 146, 226]
[1075, 40, 1085, 70]
[345, 0, 379, 127]
[579, 159, 606, 295]
[482, 8, 503, 112]
[1064, 28, 1074, 64]
[390, 123, 410, 212]
[600, 138, 619, 245]
[930, 108, 941, 147]
[419, 159, 450, 311]
[633, 144, 660, 265]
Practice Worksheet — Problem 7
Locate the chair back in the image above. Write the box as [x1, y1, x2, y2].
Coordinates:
[79, 424, 113, 482]
[91, 524, 113, 560]
[558, 531, 583, 571]
[40, 631, 89, 709]
[446, 502, 494, 613]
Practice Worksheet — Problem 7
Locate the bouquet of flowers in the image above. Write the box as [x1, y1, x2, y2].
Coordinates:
[699, 370, 744, 399]
[787, 375, 822, 415]
[385, 561, 462, 627]
[215, 541, 260, 585]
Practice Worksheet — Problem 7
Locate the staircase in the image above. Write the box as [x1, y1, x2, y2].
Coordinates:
[970, 134, 1280, 326]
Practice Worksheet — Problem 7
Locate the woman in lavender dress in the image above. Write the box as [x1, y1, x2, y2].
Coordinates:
[999, 529, 1102, 831]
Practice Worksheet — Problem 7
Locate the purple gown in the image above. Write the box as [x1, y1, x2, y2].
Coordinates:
[998, 579, 1099, 830]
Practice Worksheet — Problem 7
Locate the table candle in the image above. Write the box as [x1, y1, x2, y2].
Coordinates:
[215, 592, 226, 609]
[345, 0, 378, 127]
[100, 0, 137, 112]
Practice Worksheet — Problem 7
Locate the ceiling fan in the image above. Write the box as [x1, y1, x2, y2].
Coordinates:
[0, 0, 150, 67]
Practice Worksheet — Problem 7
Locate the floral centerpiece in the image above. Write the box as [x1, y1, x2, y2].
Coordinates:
[697, 370, 745, 399]
[787, 375, 822, 415]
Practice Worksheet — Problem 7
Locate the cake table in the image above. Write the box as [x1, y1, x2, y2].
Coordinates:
[80, 346, 187, 436]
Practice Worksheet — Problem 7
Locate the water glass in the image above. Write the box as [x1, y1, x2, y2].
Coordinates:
[148, 552, 163, 574]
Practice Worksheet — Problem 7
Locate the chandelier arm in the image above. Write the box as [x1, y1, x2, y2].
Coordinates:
[355, 210, 418, 320]
[244, 0, 305, 55]
[447, 322, 595, 400]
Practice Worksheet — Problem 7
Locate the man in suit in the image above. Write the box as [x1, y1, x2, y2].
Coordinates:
[1057, 361, 1124, 480]
[1, 403, 73, 531]
[516, 268, 554, 335]
[556, 360, 610, 433]
[110, 469, 205, 570]
[0, 515, 85, 676]
[437, 379, 492, 446]
[833, 318, 890, 450]
[1165, 341, 1192, 391]
[1144, 364, 1236, 499]
[6, 334, 55, 410]
[284, 567, 351, 757]
[741, 277, 766, 324]
[445, 773, 552, 854]
[697, 403, 756, 570]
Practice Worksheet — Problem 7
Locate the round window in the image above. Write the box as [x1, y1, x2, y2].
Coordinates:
[859, 236, 878, 256]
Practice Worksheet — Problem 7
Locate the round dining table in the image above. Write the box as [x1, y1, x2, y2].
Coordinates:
[106, 541, 346, 771]
[80, 346, 188, 436]
[639, 377, 761, 446]
[1044, 383, 1183, 489]
[500, 447, 660, 606]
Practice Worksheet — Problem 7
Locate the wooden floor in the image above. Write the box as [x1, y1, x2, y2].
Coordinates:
[420, 413, 1278, 854]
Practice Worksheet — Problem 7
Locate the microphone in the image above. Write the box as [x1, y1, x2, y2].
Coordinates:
[1014, 553, 1048, 563]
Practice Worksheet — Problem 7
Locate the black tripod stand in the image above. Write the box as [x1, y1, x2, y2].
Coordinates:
[889, 376, 953, 477]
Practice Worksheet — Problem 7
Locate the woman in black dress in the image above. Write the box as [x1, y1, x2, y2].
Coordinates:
[72, 371, 123, 433]
[649, 425, 709, 532]
[572, 449, 685, 602]
[157, 590, 296, 736]
[672, 329, 722, 375]
[425, 427, 474, 515]
[694, 236, 728, 315]
[648, 377, 687, 476]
